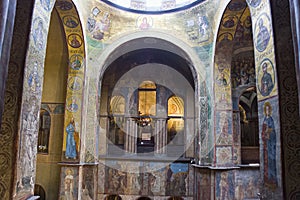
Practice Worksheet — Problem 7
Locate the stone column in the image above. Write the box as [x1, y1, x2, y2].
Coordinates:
[155, 118, 167, 154]
[125, 117, 137, 153]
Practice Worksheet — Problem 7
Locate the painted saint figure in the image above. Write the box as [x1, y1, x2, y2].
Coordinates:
[262, 102, 277, 186]
[65, 118, 77, 159]
[217, 72, 228, 86]
[219, 172, 229, 200]
[64, 168, 74, 200]
[28, 62, 41, 93]
[256, 18, 270, 52]
[139, 17, 150, 30]
[260, 62, 274, 96]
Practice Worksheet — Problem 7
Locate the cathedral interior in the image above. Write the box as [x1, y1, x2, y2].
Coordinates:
[0, 0, 299, 199]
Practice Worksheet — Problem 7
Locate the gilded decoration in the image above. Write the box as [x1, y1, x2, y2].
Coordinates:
[55, 0, 85, 161]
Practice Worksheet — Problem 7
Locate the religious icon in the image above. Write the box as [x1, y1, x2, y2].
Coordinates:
[67, 96, 79, 113]
[32, 17, 45, 50]
[63, 15, 79, 28]
[28, 62, 41, 93]
[137, 16, 152, 30]
[222, 15, 236, 28]
[40, 0, 51, 11]
[262, 102, 277, 186]
[247, 0, 261, 8]
[68, 76, 82, 91]
[69, 54, 83, 70]
[65, 118, 78, 159]
[64, 168, 75, 199]
[216, 72, 228, 86]
[255, 15, 270, 52]
[91, 11, 111, 40]
[258, 60, 274, 96]
[68, 34, 82, 48]
[56, 0, 73, 11]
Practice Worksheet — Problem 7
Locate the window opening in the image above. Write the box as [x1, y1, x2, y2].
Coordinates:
[37, 109, 51, 154]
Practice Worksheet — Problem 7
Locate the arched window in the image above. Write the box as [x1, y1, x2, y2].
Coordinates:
[167, 96, 185, 156]
[239, 89, 259, 164]
[138, 81, 156, 116]
[136, 81, 156, 153]
[34, 184, 46, 200]
[37, 109, 51, 154]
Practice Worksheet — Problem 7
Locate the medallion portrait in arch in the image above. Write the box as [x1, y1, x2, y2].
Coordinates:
[69, 54, 83, 70]
[246, 0, 261, 8]
[137, 16, 153, 30]
[254, 13, 271, 52]
[258, 59, 275, 97]
[40, 0, 51, 11]
[55, 0, 73, 11]
[63, 15, 79, 28]
[67, 96, 80, 113]
[68, 76, 83, 91]
[68, 34, 82, 48]
[222, 15, 237, 28]
[228, 1, 246, 11]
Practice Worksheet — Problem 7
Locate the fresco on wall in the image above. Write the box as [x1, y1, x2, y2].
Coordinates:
[185, 14, 211, 44]
[231, 54, 255, 88]
[260, 100, 278, 187]
[82, 167, 96, 199]
[104, 161, 188, 196]
[216, 146, 233, 166]
[17, 96, 39, 191]
[235, 169, 260, 199]
[59, 167, 79, 199]
[216, 111, 232, 145]
[216, 171, 234, 200]
[215, 69, 232, 110]
[196, 170, 211, 199]
[146, 163, 166, 196]
[166, 163, 188, 196]
[105, 161, 128, 194]
[87, 7, 111, 41]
